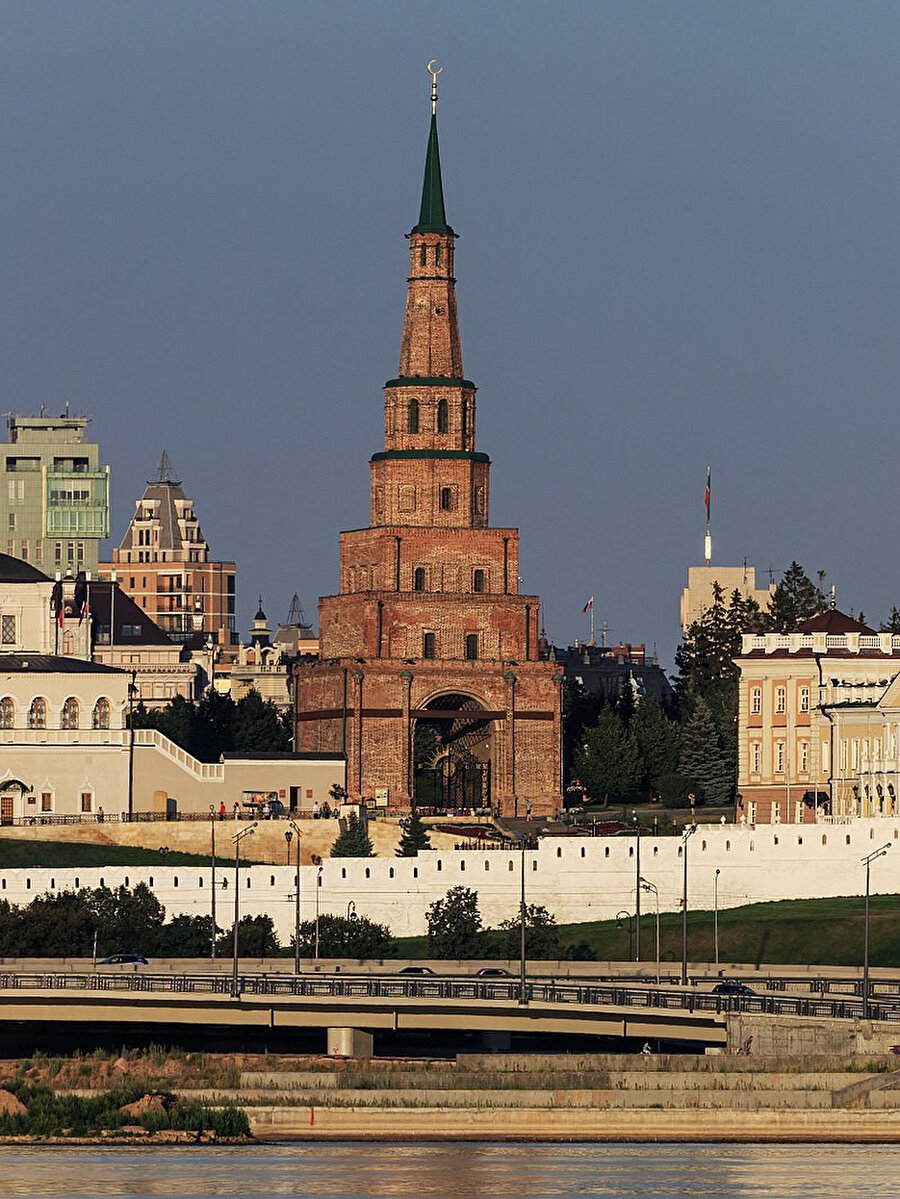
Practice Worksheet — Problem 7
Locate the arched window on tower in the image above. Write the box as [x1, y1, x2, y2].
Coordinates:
[423, 632, 436, 659]
[419, 244, 427, 266]
[461, 401, 468, 438]
[440, 488, 452, 511]
[0, 697, 14, 730]
[435, 244, 442, 265]
[473, 570, 485, 594]
[437, 399, 449, 434]
[408, 399, 419, 434]
[413, 567, 426, 592]
[465, 634, 479, 661]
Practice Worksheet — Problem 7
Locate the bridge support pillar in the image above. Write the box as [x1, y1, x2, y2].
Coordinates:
[327, 1027, 374, 1058]
[481, 1029, 512, 1053]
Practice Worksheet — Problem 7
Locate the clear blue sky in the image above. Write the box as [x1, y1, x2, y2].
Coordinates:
[1, 2, 897, 667]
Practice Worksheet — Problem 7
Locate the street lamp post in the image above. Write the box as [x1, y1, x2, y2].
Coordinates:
[633, 812, 642, 962]
[862, 842, 891, 1019]
[681, 822, 697, 986]
[209, 805, 217, 959]
[127, 670, 137, 820]
[315, 865, 323, 959]
[288, 820, 302, 975]
[518, 833, 528, 1007]
[640, 877, 660, 984]
[231, 822, 257, 998]
[714, 868, 721, 970]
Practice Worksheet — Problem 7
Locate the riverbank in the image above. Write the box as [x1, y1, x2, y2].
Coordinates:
[7, 1048, 900, 1145]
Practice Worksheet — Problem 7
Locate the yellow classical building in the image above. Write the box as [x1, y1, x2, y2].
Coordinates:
[735, 610, 900, 824]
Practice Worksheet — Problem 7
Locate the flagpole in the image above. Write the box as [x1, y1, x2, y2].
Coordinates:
[590, 602, 595, 647]
[704, 467, 712, 566]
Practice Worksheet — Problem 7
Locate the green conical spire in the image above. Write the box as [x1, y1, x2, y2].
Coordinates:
[412, 113, 454, 235]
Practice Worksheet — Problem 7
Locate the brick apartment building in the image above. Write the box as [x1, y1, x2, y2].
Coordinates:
[293, 80, 563, 815]
[100, 452, 237, 657]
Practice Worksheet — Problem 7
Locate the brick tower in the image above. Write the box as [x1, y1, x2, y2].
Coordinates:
[293, 71, 563, 816]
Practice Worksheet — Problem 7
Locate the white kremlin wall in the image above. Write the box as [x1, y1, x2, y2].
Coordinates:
[0, 820, 897, 945]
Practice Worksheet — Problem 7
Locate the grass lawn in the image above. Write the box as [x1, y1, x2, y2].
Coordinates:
[391, 894, 900, 969]
[0, 839, 225, 869]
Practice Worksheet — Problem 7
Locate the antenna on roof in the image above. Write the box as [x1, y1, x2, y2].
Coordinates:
[285, 593, 310, 628]
[151, 451, 180, 486]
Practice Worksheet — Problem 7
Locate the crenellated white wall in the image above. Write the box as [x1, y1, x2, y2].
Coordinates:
[0, 819, 898, 944]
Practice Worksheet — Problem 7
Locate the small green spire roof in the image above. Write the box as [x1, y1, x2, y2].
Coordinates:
[412, 114, 454, 235]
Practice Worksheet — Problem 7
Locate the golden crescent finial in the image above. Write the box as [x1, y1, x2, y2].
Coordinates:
[426, 59, 442, 114]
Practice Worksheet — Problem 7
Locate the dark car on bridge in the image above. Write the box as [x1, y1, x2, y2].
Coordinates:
[475, 967, 514, 978]
[397, 966, 435, 976]
[712, 981, 756, 997]
[97, 954, 148, 966]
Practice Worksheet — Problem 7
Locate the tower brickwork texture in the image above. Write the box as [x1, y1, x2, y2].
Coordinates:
[293, 86, 562, 816]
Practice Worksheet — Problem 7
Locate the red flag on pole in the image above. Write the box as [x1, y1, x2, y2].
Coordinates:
[704, 468, 711, 520]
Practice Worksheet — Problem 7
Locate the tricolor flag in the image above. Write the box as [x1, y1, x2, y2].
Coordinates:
[704, 467, 711, 520]
[582, 596, 594, 613]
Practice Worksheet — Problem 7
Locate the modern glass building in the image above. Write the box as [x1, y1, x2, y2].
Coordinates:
[1, 413, 110, 576]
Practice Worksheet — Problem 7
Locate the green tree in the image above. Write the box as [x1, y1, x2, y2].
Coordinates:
[767, 562, 827, 632]
[192, 689, 237, 760]
[654, 771, 694, 809]
[295, 913, 391, 958]
[157, 915, 219, 957]
[632, 693, 681, 788]
[561, 678, 604, 779]
[679, 696, 733, 804]
[330, 812, 375, 858]
[216, 914, 279, 958]
[92, 883, 166, 956]
[426, 886, 485, 959]
[152, 694, 199, 756]
[233, 689, 291, 754]
[3, 891, 94, 957]
[396, 808, 431, 857]
[573, 708, 641, 804]
[881, 607, 900, 634]
[675, 585, 768, 787]
[499, 903, 562, 960]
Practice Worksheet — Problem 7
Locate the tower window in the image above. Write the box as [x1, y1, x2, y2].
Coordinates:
[437, 399, 448, 434]
[465, 634, 479, 661]
[413, 567, 426, 592]
[440, 488, 452, 511]
[423, 632, 436, 659]
[473, 570, 485, 594]
[435, 244, 442, 265]
[408, 399, 419, 434]
[419, 244, 427, 266]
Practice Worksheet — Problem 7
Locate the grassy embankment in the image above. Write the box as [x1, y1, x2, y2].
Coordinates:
[0, 840, 265, 868]
[0, 1047, 249, 1139]
[394, 895, 900, 969]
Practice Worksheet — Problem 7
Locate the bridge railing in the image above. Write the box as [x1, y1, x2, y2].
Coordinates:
[0, 970, 897, 1024]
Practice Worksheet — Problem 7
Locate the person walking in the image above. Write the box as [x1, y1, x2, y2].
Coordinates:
[219, 801, 226, 821]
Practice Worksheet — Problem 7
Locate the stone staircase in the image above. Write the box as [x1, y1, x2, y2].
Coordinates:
[173, 1054, 900, 1129]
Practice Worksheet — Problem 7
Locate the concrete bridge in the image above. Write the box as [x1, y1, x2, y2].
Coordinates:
[0, 971, 729, 1054]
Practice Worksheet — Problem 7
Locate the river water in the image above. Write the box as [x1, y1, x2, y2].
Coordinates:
[0, 1143, 896, 1197]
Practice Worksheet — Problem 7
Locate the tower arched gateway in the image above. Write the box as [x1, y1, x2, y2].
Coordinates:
[293, 69, 563, 817]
